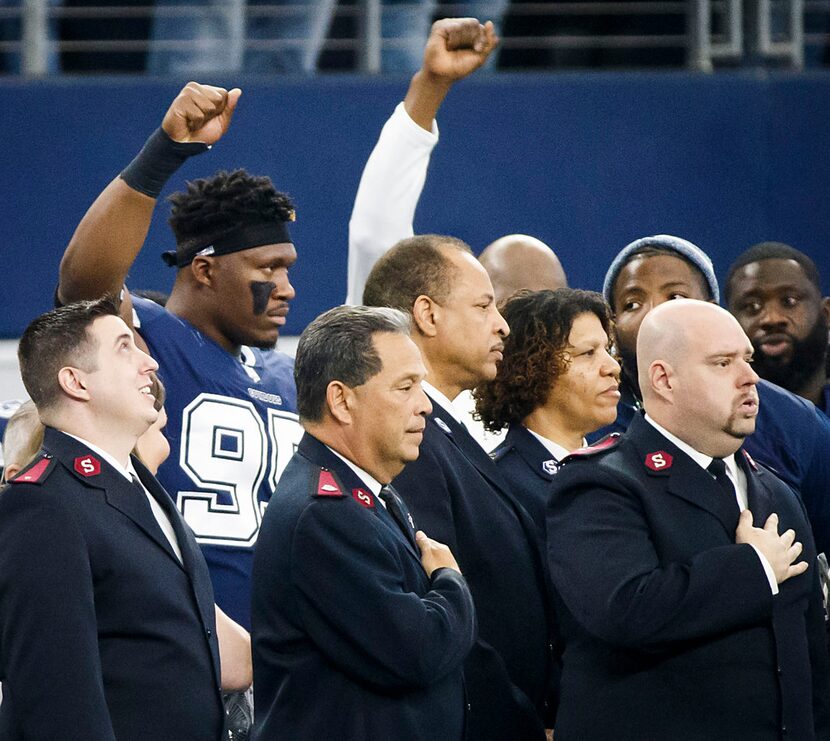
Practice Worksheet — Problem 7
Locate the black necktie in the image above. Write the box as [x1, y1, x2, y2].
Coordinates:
[707, 458, 737, 504]
[379, 485, 418, 547]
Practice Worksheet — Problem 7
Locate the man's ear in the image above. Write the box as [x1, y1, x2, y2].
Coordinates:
[412, 295, 439, 338]
[57, 366, 91, 402]
[648, 360, 674, 400]
[326, 380, 354, 425]
[821, 296, 830, 327]
[189, 256, 215, 287]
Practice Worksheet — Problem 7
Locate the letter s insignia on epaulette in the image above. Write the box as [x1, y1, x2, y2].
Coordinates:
[644, 450, 673, 472]
[351, 488, 375, 509]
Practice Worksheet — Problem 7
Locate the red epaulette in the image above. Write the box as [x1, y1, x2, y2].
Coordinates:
[560, 433, 621, 464]
[312, 469, 345, 498]
[7, 454, 55, 485]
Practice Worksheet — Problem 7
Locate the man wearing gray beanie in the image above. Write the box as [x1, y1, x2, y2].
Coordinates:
[589, 234, 830, 558]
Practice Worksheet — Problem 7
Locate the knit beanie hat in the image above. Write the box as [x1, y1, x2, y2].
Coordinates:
[602, 234, 720, 307]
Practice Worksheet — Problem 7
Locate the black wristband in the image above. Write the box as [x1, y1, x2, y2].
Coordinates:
[119, 127, 209, 199]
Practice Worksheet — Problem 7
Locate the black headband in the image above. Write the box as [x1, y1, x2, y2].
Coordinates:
[162, 220, 293, 268]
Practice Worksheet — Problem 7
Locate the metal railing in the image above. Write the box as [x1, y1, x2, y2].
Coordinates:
[0, 1, 818, 76]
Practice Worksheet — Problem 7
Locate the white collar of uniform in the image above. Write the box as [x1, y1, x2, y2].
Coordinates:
[644, 414, 739, 481]
[325, 445, 383, 500]
[526, 427, 583, 463]
[63, 432, 132, 481]
[421, 380, 465, 426]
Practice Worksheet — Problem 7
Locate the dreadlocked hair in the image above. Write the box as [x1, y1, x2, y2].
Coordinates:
[168, 169, 295, 246]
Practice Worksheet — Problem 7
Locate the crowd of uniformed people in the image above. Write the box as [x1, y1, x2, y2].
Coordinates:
[1, 17, 830, 741]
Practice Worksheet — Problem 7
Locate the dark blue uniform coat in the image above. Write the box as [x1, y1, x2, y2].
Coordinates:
[491, 423, 561, 544]
[591, 377, 830, 556]
[549, 413, 830, 741]
[392, 397, 557, 739]
[0, 428, 225, 741]
[251, 433, 477, 741]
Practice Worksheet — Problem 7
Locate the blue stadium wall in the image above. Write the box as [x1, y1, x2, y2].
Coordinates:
[1, 71, 828, 337]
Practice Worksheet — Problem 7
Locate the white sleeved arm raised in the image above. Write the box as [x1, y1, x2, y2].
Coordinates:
[346, 102, 439, 305]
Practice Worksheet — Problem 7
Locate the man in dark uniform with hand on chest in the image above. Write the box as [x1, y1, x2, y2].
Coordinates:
[547, 299, 830, 741]
[251, 305, 476, 740]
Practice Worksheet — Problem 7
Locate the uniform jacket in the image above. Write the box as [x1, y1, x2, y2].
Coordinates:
[590, 376, 830, 556]
[0, 427, 225, 741]
[251, 433, 476, 741]
[392, 396, 557, 739]
[548, 412, 830, 741]
[491, 423, 561, 543]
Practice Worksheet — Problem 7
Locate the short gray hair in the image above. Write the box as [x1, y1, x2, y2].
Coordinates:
[295, 305, 412, 422]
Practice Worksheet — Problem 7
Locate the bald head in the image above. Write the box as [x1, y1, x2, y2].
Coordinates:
[637, 300, 747, 394]
[638, 301, 709, 394]
[637, 299, 759, 456]
[478, 235, 567, 305]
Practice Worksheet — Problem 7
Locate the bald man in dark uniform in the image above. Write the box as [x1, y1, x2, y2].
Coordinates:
[548, 300, 830, 741]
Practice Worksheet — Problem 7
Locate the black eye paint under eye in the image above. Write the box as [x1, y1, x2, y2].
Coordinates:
[250, 281, 277, 315]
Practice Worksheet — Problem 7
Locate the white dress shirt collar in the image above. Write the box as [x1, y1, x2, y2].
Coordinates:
[422, 380, 465, 426]
[526, 427, 582, 463]
[325, 446, 384, 504]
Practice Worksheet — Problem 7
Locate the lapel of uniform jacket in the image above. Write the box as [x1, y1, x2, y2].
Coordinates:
[427, 395, 513, 494]
[298, 433, 421, 561]
[426, 397, 555, 604]
[131, 454, 222, 686]
[737, 448, 773, 525]
[502, 424, 560, 481]
[131, 455, 199, 574]
[628, 414, 741, 538]
[43, 428, 222, 690]
[44, 428, 186, 568]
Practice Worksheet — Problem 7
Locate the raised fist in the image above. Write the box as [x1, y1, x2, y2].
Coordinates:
[161, 82, 242, 146]
[422, 18, 499, 82]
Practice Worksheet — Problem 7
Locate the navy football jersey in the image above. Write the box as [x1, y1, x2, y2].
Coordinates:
[133, 296, 302, 629]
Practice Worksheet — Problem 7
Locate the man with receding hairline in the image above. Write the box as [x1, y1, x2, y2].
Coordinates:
[347, 22, 565, 453]
[364, 234, 556, 739]
[546, 299, 830, 741]
[250, 305, 476, 740]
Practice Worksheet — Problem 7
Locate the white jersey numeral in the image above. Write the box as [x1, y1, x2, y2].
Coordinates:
[177, 394, 301, 547]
